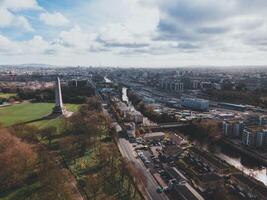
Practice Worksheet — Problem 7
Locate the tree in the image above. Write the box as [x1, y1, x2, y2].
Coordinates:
[10, 124, 39, 143]
[0, 126, 37, 191]
[38, 151, 73, 200]
[84, 174, 102, 200]
[40, 127, 57, 147]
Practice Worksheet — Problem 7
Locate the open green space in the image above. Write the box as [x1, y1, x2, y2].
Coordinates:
[0, 102, 80, 127]
[0, 93, 17, 99]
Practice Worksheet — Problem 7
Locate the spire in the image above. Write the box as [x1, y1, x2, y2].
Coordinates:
[53, 77, 65, 114]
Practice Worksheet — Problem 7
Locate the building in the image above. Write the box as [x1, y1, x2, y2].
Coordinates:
[223, 121, 244, 138]
[124, 122, 136, 139]
[242, 127, 267, 147]
[175, 82, 184, 92]
[218, 103, 246, 112]
[255, 130, 267, 147]
[180, 97, 209, 111]
[125, 110, 143, 124]
[115, 101, 143, 124]
[259, 115, 267, 126]
[144, 132, 165, 141]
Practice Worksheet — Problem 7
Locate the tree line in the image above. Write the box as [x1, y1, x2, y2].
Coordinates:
[0, 96, 144, 200]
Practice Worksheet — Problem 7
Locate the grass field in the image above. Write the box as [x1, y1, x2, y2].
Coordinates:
[0, 93, 16, 98]
[0, 102, 80, 127]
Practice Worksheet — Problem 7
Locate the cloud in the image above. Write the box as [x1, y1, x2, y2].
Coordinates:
[57, 26, 93, 49]
[2, 0, 41, 11]
[0, 7, 13, 27]
[40, 12, 69, 27]
[13, 16, 34, 32]
[1, 0, 267, 66]
[0, 8, 34, 31]
[0, 34, 20, 54]
[0, 0, 39, 31]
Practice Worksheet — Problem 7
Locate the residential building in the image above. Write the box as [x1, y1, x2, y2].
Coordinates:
[223, 121, 244, 138]
[242, 127, 267, 147]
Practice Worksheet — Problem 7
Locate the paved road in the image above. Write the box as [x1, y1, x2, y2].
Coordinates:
[118, 138, 169, 200]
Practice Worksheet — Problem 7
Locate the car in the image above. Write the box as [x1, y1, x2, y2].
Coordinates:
[169, 178, 178, 184]
[156, 186, 163, 193]
[163, 186, 169, 192]
[154, 164, 160, 169]
[137, 151, 144, 156]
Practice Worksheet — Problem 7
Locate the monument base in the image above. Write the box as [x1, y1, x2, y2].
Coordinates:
[52, 106, 66, 115]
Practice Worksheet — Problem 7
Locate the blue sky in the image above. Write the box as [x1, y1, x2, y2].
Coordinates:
[0, 0, 267, 67]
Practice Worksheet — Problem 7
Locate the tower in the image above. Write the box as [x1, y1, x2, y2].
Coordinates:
[53, 77, 65, 115]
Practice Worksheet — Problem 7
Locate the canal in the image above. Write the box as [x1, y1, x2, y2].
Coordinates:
[216, 145, 267, 186]
[104, 76, 112, 83]
[122, 87, 156, 126]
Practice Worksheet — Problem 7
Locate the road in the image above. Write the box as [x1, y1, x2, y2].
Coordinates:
[118, 138, 169, 200]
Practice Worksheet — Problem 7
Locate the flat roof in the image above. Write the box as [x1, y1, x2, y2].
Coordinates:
[144, 132, 165, 138]
[219, 102, 246, 108]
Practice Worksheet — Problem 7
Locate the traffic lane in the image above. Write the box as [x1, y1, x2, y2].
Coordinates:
[118, 139, 168, 200]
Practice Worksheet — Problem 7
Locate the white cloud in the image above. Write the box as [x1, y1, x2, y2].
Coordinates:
[2, 0, 41, 11]
[58, 26, 96, 50]
[40, 12, 69, 27]
[21, 36, 49, 53]
[0, 34, 20, 54]
[13, 16, 34, 32]
[0, 8, 34, 31]
[1, 0, 267, 66]
[0, 7, 13, 27]
[0, 0, 40, 31]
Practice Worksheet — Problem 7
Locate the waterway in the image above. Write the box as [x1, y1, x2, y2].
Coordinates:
[104, 76, 112, 83]
[122, 87, 129, 103]
[216, 145, 267, 186]
[122, 87, 156, 126]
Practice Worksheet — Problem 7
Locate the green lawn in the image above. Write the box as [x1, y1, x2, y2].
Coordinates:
[0, 102, 80, 127]
[0, 93, 16, 98]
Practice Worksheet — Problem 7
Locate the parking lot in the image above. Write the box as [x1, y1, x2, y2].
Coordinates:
[129, 136, 205, 200]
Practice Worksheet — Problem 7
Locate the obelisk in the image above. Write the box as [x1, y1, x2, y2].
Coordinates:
[53, 77, 65, 114]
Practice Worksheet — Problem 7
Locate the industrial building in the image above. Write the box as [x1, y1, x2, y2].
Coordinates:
[218, 103, 246, 112]
[180, 97, 209, 111]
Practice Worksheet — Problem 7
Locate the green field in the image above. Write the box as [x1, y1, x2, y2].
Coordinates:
[0, 102, 80, 127]
[0, 93, 16, 98]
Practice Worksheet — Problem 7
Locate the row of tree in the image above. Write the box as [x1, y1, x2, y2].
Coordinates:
[16, 84, 95, 104]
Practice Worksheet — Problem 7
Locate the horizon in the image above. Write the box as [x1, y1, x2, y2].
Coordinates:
[1, 63, 267, 69]
[0, 0, 267, 67]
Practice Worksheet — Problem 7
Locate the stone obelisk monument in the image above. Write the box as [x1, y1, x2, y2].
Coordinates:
[53, 77, 66, 115]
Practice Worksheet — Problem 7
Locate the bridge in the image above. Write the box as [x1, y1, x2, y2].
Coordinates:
[141, 122, 188, 130]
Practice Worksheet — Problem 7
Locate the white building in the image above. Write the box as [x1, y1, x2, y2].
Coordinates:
[180, 97, 209, 111]
[242, 128, 267, 147]
[223, 121, 244, 138]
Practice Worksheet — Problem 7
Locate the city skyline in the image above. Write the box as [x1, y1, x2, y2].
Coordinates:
[1, 0, 267, 67]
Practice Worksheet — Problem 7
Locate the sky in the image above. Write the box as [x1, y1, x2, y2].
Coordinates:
[0, 0, 267, 67]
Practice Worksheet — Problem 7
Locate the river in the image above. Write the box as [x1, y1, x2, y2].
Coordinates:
[216, 145, 267, 186]
[122, 87, 156, 126]
[104, 76, 112, 83]
[122, 87, 129, 103]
